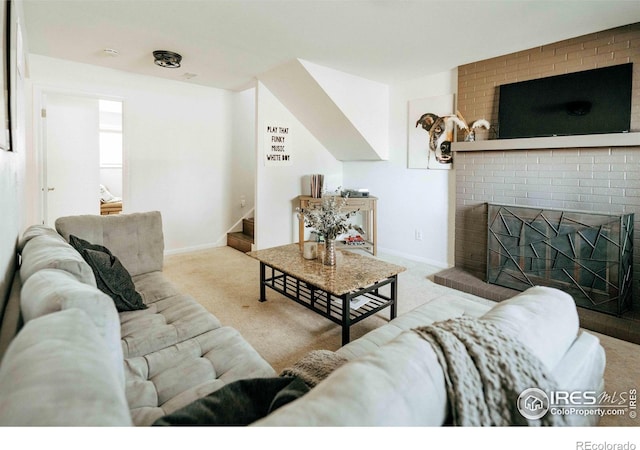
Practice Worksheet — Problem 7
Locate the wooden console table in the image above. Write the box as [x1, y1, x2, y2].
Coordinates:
[297, 195, 377, 256]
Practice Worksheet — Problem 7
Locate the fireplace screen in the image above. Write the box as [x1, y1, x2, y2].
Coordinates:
[487, 204, 633, 316]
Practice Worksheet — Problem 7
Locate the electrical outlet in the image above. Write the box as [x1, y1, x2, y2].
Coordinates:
[415, 229, 423, 241]
[240, 195, 246, 208]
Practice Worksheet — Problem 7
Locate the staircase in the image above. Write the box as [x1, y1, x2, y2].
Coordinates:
[227, 218, 254, 253]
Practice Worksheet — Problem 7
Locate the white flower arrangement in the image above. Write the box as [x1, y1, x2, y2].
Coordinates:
[297, 189, 364, 241]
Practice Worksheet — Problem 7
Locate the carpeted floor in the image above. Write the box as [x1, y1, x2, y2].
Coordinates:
[164, 246, 639, 427]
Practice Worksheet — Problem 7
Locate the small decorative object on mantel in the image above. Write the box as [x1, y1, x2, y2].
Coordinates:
[455, 110, 491, 142]
[310, 174, 324, 198]
[296, 189, 364, 266]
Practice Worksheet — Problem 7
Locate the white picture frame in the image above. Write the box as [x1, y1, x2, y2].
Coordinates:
[0, 0, 11, 152]
[407, 94, 454, 169]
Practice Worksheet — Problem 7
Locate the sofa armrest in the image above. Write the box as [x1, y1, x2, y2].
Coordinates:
[552, 330, 606, 393]
[480, 286, 579, 371]
[0, 309, 132, 426]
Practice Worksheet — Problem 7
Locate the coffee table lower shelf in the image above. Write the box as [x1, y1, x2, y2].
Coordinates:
[258, 263, 398, 345]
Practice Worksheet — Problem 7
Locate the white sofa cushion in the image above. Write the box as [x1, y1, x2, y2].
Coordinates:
[119, 291, 277, 426]
[19, 234, 96, 286]
[20, 268, 125, 389]
[480, 286, 579, 371]
[0, 309, 131, 426]
[255, 330, 448, 426]
[17, 224, 67, 253]
[338, 294, 492, 360]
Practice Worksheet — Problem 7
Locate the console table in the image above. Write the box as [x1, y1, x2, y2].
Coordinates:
[297, 195, 377, 256]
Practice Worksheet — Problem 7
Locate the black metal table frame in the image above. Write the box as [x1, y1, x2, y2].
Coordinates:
[258, 262, 398, 345]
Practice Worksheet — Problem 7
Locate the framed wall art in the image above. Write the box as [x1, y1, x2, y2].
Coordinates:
[407, 94, 454, 170]
[0, 0, 12, 152]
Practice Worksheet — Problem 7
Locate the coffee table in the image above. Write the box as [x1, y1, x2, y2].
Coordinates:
[247, 244, 406, 345]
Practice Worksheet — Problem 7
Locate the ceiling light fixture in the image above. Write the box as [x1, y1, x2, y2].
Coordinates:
[153, 50, 182, 68]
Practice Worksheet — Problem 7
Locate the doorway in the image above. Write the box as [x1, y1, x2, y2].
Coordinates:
[40, 92, 124, 226]
[98, 99, 124, 215]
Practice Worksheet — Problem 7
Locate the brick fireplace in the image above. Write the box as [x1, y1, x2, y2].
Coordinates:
[433, 23, 640, 344]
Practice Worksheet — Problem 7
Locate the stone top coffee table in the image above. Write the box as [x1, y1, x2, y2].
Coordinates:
[247, 243, 406, 345]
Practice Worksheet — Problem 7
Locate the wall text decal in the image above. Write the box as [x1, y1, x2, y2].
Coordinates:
[265, 125, 292, 166]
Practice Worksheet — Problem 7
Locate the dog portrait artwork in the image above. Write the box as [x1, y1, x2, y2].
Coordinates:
[413, 109, 490, 169]
[415, 112, 467, 167]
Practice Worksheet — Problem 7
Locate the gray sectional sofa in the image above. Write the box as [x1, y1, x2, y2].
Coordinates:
[0, 211, 606, 426]
[0, 211, 275, 426]
[256, 287, 606, 426]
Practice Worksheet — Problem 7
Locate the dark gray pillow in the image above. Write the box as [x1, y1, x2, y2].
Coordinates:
[69, 235, 146, 312]
[152, 377, 309, 426]
[69, 234, 112, 258]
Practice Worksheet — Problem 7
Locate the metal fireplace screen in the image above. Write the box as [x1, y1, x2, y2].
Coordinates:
[487, 204, 633, 316]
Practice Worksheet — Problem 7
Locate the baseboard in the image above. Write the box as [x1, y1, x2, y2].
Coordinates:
[165, 242, 451, 266]
[165, 211, 256, 256]
[164, 241, 226, 256]
[377, 246, 451, 269]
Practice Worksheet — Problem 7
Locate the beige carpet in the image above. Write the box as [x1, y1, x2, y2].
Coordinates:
[164, 246, 639, 427]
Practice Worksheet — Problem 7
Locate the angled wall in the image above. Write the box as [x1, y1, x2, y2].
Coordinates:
[255, 81, 344, 250]
[259, 59, 388, 161]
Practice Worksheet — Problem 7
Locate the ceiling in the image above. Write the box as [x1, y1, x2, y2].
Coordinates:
[21, 0, 640, 91]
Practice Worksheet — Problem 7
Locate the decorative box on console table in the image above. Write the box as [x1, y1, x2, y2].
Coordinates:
[487, 203, 633, 316]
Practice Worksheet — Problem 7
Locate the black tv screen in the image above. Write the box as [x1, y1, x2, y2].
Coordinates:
[498, 63, 633, 139]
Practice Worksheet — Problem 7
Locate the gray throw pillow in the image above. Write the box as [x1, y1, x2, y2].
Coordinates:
[69, 234, 113, 258]
[70, 235, 147, 312]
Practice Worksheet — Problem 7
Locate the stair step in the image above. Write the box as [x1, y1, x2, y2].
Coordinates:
[227, 231, 253, 253]
[242, 218, 254, 238]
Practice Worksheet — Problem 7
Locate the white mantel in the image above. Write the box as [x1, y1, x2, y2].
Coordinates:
[453, 132, 640, 152]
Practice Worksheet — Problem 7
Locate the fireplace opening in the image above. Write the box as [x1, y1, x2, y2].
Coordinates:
[486, 204, 633, 316]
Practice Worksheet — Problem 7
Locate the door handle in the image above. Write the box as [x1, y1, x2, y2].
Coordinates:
[47, 187, 55, 192]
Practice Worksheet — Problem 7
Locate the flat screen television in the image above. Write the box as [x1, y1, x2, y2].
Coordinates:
[498, 63, 633, 139]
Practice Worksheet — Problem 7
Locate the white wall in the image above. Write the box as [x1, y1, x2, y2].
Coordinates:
[343, 70, 457, 267]
[300, 59, 389, 159]
[229, 87, 256, 222]
[27, 55, 241, 253]
[255, 81, 343, 249]
[23, 55, 455, 261]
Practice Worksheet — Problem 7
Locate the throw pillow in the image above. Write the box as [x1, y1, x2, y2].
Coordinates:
[69, 234, 112, 256]
[69, 235, 147, 312]
[152, 377, 310, 426]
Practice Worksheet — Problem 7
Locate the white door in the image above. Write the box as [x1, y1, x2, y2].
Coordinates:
[43, 93, 100, 226]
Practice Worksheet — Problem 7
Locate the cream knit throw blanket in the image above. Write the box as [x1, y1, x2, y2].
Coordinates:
[280, 350, 348, 388]
[413, 317, 569, 426]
